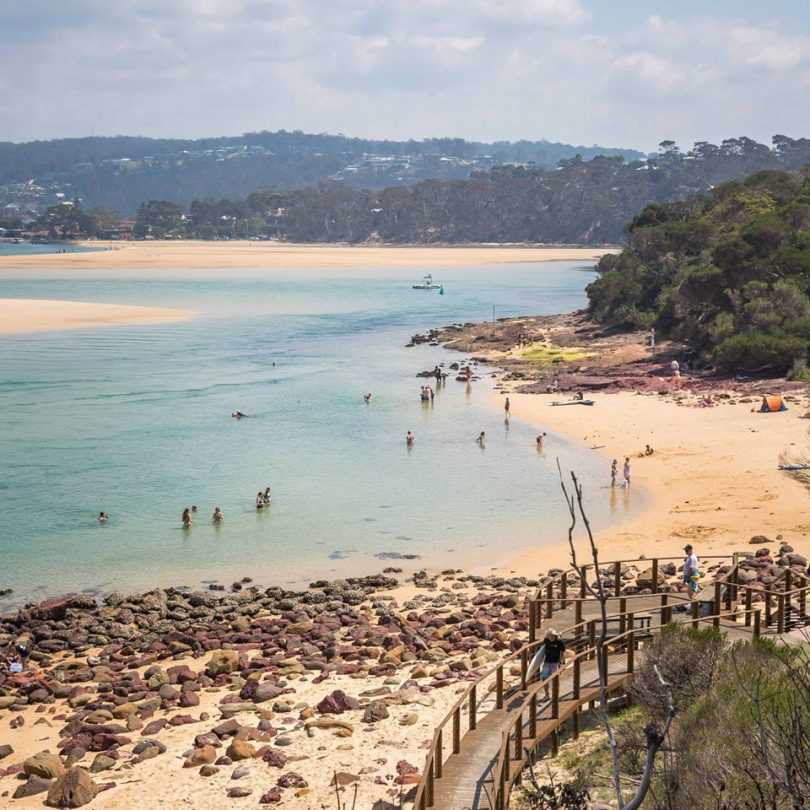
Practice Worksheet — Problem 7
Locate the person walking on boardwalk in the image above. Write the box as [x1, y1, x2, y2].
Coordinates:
[540, 628, 566, 700]
[683, 544, 700, 601]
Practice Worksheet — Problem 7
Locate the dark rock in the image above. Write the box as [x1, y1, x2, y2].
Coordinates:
[227, 786, 253, 797]
[363, 701, 390, 723]
[259, 787, 284, 803]
[262, 749, 288, 768]
[277, 771, 308, 789]
[13, 775, 53, 799]
[0, 744, 13, 760]
[45, 766, 98, 808]
[316, 689, 358, 715]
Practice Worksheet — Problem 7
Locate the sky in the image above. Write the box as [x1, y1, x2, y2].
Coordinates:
[2, 0, 810, 151]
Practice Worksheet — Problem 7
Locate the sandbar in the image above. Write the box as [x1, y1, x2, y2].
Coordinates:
[498, 390, 810, 575]
[0, 240, 617, 270]
[0, 298, 195, 336]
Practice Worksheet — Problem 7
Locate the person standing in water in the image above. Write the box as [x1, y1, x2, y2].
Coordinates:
[212, 507, 223, 523]
[611, 459, 618, 487]
[536, 433, 546, 450]
[476, 431, 486, 446]
[504, 397, 510, 417]
[406, 431, 414, 446]
[98, 512, 108, 523]
[182, 507, 194, 527]
[623, 457, 631, 487]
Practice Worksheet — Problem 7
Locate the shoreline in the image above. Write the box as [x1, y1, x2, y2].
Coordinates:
[0, 298, 195, 336]
[0, 240, 618, 270]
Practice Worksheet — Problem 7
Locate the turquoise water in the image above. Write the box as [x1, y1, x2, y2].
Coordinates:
[0, 262, 643, 607]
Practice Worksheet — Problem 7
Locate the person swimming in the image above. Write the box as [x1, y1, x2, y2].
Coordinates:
[262, 486, 271, 504]
[212, 507, 223, 522]
[231, 411, 251, 419]
[256, 492, 265, 510]
[364, 393, 372, 402]
[406, 431, 414, 446]
[98, 512, 108, 523]
[182, 507, 194, 527]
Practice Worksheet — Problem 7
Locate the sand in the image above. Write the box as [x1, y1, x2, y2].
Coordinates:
[0, 241, 617, 270]
[0, 299, 195, 336]
[497, 390, 810, 576]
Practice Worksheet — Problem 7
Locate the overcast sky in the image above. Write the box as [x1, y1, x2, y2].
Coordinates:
[2, 0, 809, 151]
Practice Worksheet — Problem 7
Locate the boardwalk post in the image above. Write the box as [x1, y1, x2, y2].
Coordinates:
[528, 601, 536, 644]
[754, 608, 761, 638]
[573, 656, 581, 700]
[601, 643, 609, 685]
[496, 666, 504, 710]
[777, 594, 785, 634]
[691, 600, 699, 628]
[614, 562, 621, 595]
[745, 588, 752, 627]
[435, 729, 443, 779]
[552, 728, 559, 756]
[588, 620, 596, 659]
[552, 673, 560, 720]
[627, 629, 635, 672]
[765, 591, 772, 628]
[714, 581, 722, 616]
[579, 567, 587, 598]
[661, 593, 671, 624]
[452, 708, 460, 754]
[652, 558, 659, 594]
[427, 761, 434, 807]
[469, 685, 477, 730]
[561, 573, 568, 609]
[572, 709, 580, 740]
[546, 581, 554, 618]
[800, 581, 807, 619]
[529, 693, 537, 739]
[521, 648, 528, 691]
[785, 571, 793, 621]
[514, 709, 523, 760]
[575, 600, 583, 635]
[619, 598, 627, 634]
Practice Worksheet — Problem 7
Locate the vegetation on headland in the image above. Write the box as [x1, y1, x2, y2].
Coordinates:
[15, 135, 810, 246]
[587, 167, 810, 373]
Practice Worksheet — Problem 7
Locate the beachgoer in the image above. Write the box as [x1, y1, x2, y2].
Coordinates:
[623, 457, 631, 487]
[406, 431, 414, 446]
[191, 505, 197, 514]
[477, 431, 486, 446]
[98, 512, 108, 523]
[650, 327, 655, 351]
[682, 544, 700, 600]
[256, 492, 265, 510]
[611, 459, 617, 487]
[504, 397, 510, 416]
[420, 386, 429, 402]
[213, 507, 223, 522]
[232, 410, 250, 419]
[429, 386, 434, 402]
[540, 629, 566, 700]
[536, 433, 546, 450]
[263, 486, 271, 504]
[573, 391, 584, 401]
[545, 380, 558, 394]
[671, 359, 682, 389]
[364, 393, 372, 403]
[434, 366, 442, 384]
[645, 444, 654, 456]
[182, 507, 193, 527]
[465, 367, 472, 381]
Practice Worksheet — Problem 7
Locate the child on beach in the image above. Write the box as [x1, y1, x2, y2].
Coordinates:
[611, 459, 618, 487]
[536, 433, 546, 450]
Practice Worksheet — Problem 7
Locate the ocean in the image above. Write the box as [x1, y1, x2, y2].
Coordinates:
[0, 261, 644, 607]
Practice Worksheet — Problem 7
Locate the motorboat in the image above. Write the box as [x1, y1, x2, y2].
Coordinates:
[412, 273, 441, 290]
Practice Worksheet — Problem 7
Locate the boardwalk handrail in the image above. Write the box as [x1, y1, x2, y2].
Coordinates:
[488, 605, 765, 810]
[413, 553, 810, 810]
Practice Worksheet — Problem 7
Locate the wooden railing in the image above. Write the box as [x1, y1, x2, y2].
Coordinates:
[412, 553, 810, 810]
[487, 605, 765, 810]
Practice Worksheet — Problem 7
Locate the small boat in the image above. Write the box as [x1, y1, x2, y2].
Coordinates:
[412, 273, 442, 290]
[552, 399, 595, 406]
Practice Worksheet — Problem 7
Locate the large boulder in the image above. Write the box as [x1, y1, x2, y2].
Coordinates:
[636, 567, 666, 588]
[24, 751, 65, 780]
[205, 649, 239, 678]
[45, 767, 98, 808]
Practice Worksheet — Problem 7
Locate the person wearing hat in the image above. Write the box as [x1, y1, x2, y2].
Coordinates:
[540, 628, 566, 700]
[682, 544, 700, 600]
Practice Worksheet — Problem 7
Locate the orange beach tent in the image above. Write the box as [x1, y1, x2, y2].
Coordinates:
[760, 394, 787, 413]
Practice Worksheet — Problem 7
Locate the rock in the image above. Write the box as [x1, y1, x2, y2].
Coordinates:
[184, 745, 217, 767]
[277, 772, 308, 789]
[750, 535, 770, 545]
[331, 771, 360, 786]
[305, 717, 354, 736]
[316, 689, 358, 715]
[259, 787, 284, 803]
[89, 754, 116, 773]
[262, 749, 288, 768]
[253, 682, 283, 704]
[24, 751, 65, 780]
[231, 765, 251, 779]
[226, 739, 256, 761]
[13, 775, 53, 798]
[399, 713, 419, 726]
[227, 786, 253, 797]
[205, 649, 239, 678]
[199, 765, 220, 777]
[636, 567, 666, 588]
[363, 701, 390, 723]
[45, 766, 98, 808]
[0, 744, 13, 759]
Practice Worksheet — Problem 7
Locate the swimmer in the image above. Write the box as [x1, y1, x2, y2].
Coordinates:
[191, 505, 197, 513]
[231, 411, 251, 419]
[263, 486, 272, 504]
[212, 507, 223, 522]
[98, 512, 109, 523]
[182, 507, 194, 527]
[476, 431, 486, 446]
[364, 393, 372, 402]
[406, 431, 414, 446]
[536, 433, 546, 450]
[256, 492, 265, 510]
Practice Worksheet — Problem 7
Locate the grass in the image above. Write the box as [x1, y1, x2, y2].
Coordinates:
[520, 340, 595, 367]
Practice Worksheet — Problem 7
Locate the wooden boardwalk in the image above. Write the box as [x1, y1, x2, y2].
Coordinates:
[417, 586, 776, 810]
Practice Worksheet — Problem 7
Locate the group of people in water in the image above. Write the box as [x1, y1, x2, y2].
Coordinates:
[256, 487, 272, 509]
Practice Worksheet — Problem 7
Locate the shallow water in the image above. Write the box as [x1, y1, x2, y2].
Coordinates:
[0, 261, 645, 607]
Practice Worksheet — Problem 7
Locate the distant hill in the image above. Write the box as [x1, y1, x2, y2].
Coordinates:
[0, 130, 643, 217]
[587, 166, 810, 373]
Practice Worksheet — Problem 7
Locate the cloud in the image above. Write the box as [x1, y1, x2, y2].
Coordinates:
[728, 27, 810, 72]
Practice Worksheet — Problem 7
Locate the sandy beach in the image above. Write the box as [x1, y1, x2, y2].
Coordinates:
[0, 299, 195, 336]
[494, 389, 810, 577]
[0, 241, 617, 271]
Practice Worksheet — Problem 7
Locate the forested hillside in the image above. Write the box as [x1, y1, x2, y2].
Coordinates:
[0, 130, 640, 216]
[587, 168, 810, 373]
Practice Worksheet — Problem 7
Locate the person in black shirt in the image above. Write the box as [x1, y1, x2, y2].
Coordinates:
[540, 628, 566, 700]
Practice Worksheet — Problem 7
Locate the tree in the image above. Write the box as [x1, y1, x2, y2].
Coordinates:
[135, 200, 184, 238]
